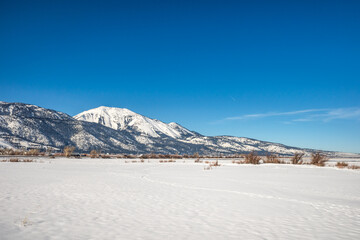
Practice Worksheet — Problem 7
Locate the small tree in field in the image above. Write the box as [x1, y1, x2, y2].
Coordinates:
[63, 146, 75, 157]
[291, 153, 304, 164]
[244, 151, 261, 164]
[311, 152, 328, 166]
[90, 150, 98, 158]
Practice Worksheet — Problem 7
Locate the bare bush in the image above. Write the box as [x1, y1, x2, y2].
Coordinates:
[335, 162, 348, 168]
[291, 153, 304, 164]
[311, 152, 328, 166]
[26, 149, 40, 156]
[90, 150, 98, 158]
[192, 152, 200, 158]
[63, 146, 75, 157]
[244, 152, 261, 164]
[348, 165, 360, 170]
[210, 160, 220, 167]
[265, 154, 284, 164]
[22, 159, 34, 162]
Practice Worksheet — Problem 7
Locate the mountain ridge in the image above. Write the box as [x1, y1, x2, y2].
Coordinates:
[0, 101, 358, 157]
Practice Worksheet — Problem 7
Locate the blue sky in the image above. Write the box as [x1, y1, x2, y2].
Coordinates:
[1, 0, 359, 153]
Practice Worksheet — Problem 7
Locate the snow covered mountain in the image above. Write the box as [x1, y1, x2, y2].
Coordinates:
[0, 102, 358, 157]
[74, 106, 196, 139]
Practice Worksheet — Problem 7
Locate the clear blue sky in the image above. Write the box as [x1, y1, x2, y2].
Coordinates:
[1, 0, 359, 153]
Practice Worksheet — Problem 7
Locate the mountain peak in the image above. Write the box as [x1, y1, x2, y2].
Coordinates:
[74, 106, 196, 139]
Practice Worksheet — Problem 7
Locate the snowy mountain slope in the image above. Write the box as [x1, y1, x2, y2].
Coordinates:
[0, 102, 358, 156]
[74, 106, 197, 139]
[73, 105, 352, 156]
[0, 102, 143, 152]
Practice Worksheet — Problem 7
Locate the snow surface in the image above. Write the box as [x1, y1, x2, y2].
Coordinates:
[0, 158, 359, 240]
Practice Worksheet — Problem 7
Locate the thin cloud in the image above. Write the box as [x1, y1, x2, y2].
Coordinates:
[226, 108, 360, 122]
[293, 108, 360, 122]
[226, 109, 327, 120]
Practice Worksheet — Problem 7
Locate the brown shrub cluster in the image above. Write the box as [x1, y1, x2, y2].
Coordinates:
[244, 152, 262, 164]
[348, 165, 360, 170]
[0, 148, 45, 156]
[291, 153, 304, 164]
[140, 154, 183, 159]
[335, 162, 348, 168]
[1, 158, 35, 163]
[63, 146, 75, 157]
[90, 150, 98, 158]
[311, 152, 329, 166]
[264, 154, 285, 164]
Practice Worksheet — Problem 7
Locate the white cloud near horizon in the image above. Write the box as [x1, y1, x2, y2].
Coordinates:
[226, 107, 360, 122]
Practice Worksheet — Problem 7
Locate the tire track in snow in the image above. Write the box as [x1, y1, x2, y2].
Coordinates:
[140, 169, 360, 216]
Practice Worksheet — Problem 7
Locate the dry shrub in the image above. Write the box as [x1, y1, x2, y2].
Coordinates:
[131, 160, 137, 163]
[27, 149, 40, 156]
[22, 159, 34, 162]
[348, 165, 360, 170]
[244, 152, 261, 164]
[291, 153, 304, 164]
[159, 160, 164, 163]
[101, 155, 111, 159]
[192, 152, 200, 158]
[90, 150, 98, 158]
[311, 152, 328, 166]
[335, 162, 348, 168]
[0, 148, 30, 156]
[265, 154, 284, 164]
[210, 160, 220, 167]
[194, 158, 202, 163]
[4, 158, 34, 163]
[63, 146, 75, 157]
[140, 159, 145, 163]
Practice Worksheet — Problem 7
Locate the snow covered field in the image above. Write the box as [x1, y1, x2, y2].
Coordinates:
[1, 158, 360, 240]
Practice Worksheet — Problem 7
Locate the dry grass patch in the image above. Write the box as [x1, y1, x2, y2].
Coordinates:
[335, 162, 348, 168]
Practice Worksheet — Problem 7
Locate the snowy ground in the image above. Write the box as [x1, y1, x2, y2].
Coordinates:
[0, 158, 360, 240]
